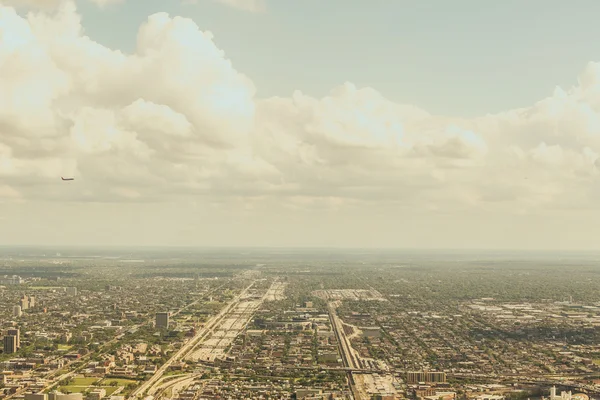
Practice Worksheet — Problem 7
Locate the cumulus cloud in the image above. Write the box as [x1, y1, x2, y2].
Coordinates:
[2, 0, 600, 225]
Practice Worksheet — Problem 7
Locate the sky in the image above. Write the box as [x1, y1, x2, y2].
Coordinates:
[2, 0, 600, 249]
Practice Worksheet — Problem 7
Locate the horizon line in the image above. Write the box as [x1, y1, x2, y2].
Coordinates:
[1, 244, 600, 253]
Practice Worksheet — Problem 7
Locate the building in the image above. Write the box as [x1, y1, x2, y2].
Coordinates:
[426, 371, 447, 383]
[13, 306, 22, 317]
[360, 326, 382, 338]
[19, 295, 29, 310]
[407, 372, 423, 384]
[476, 396, 505, 400]
[295, 389, 323, 398]
[65, 287, 77, 296]
[423, 392, 456, 400]
[0, 276, 23, 285]
[4, 335, 17, 354]
[406, 371, 446, 384]
[88, 389, 106, 400]
[542, 386, 582, 400]
[28, 296, 35, 308]
[7, 328, 19, 349]
[61, 332, 72, 343]
[25, 394, 48, 400]
[48, 392, 83, 400]
[156, 312, 170, 329]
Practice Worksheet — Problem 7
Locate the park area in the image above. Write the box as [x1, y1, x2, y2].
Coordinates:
[58, 376, 138, 397]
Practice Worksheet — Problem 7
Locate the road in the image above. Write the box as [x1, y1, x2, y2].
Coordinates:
[185, 281, 275, 363]
[6, 282, 229, 400]
[328, 302, 361, 400]
[7, 331, 126, 399]
[144, 374, 189, 396]
[145, 279, 280, 400]
[129, 281, 256, 399]
[150, 374, 200, 398]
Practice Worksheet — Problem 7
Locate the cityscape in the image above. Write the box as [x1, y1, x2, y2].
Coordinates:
[0, 249, 599, 399]
[3, 0, 600, 399]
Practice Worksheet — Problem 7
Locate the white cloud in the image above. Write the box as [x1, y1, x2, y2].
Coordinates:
[3, 1, 600, 247]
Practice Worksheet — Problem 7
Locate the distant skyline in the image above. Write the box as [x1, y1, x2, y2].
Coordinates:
[2, 0, 600, 249]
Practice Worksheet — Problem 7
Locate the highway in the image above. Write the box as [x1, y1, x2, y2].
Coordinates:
[129, 281, 256, 399]
[6, 282, 229, 400]
[328, 302, 361, 400]
[186, 279, 281, 362]
[141, 279, 286, 400]
[150, 374, 201, 399]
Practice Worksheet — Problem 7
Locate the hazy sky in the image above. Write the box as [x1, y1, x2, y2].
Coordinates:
[2, 0, 600, 249]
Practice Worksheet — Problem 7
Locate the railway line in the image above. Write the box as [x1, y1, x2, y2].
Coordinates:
[328, 302, 361, 400]
[129, 281, 256, 399]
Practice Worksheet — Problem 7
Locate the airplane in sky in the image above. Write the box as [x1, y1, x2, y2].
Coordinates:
[61, 177, 74, 181]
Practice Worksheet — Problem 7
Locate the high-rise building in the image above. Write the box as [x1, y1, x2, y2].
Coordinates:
[4, 335, 17, 354]
[156, 312, 170, 329]
[406, 372, 424, 384]
[19, 295, 29, 310]
[426, 371, 446, 383]
[65, 287, 77, 296]
[406, 371, 446, 384]
[28, 296, 35, 309]
[13, 305, 22, 317]
[7, 328, 20, 349]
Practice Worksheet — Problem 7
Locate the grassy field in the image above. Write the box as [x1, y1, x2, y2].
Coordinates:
[28, 286, 62, 290]
[103, 387, 119, 396]
[58, 376, 139, 395]
[101, 378, 137, 386]
[58, 376, 100, 394]
[59, 386, 120, 395]
[71, 377, 99, 386]
[57, 344, 72, 351]
[58, 386, 87, 394]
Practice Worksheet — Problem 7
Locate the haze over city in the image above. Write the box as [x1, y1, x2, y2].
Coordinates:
[2, 0, 600, 249]
[5, 3, 600, 400]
